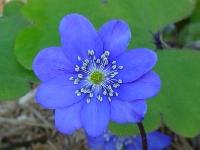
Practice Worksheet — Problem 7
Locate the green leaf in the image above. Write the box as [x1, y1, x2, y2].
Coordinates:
[0, 1, 37, 100]
[155, 49, 200, 137]
[14, 0, 196, 70]
[191, 0, 200, 22]
[109, 102, 161, 136]
[110, 50, 200, 137]
[179, 22, 200, 46]
[178, 0, 200, 48]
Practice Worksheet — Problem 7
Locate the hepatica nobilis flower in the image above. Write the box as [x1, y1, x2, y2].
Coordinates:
[33, 13, 161, 137]
[87, 131, 171, 150]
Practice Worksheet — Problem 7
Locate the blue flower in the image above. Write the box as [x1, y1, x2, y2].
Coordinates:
[33, 13, 161, 137]
[124, 132, 171, 150]
[87, 131, 171, 150]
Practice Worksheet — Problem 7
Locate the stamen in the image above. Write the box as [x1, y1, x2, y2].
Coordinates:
[97, 95, 103, 101]
[89, 92, 93, 98]
[69, 77, 74, 80]
[75, 65, 80, 72]
[78, 74, 83, 78]
[118, 66, 124, 69]
[74, 78, 80, 84]
[77, 56, 81, 61]
[112, 65, 117, 70]
[69, 49, 124, 103]
[86, 98, 91, 103]
[118, 79, 122, 84]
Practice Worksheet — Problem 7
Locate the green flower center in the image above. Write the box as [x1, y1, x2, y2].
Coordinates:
[90, 71, 104, 85]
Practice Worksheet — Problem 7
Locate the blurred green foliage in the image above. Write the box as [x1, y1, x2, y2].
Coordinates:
[179, 0, 200, 48]
[0, 1, 36, 100]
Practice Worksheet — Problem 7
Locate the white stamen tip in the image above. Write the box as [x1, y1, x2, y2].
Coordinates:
[78, 74, 83, 78]
[118, 66, 124, 69]
[112, 61, 116, 64]
[86, 98, 91, 103]
[69, 77, 74, 80]
[70, 50, 123, 103]
[118, 79, 122, 83]
[77, 56, 81, 61]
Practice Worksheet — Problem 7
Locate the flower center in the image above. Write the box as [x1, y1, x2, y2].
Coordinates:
[90, 71, 104, 85]
[69, 49, 124, 103]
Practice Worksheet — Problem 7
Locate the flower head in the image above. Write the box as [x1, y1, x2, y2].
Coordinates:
[87, 131, 171, 150]
[33, 13, 161, 137]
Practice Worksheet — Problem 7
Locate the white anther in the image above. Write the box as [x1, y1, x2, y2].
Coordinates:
[88, 49, 94, 55]
[75, 65, 80, 72]
[118, 66, 124, 69]
[86, 89, 91, 93]
[75, 90, 81, 96]
[118, 79, 122, 84]
[83, 62, 88, 67]
[109, 92, 113, 97]
[104, 51, 110, 56]
[80, 88, 85, 92]
[103, 58, 108, 65]
[85, 59, 89, 64]
[112, 65, 117, 70]
[77, 92, 81, 96]
[108, 97, 112, 102]
[89, 92, 93, 98]
[112, 61, 116, 64]
[97, 95, 103, 101]
[96, 59, 101, 64]
[101, 56, 105, 60]
[115, 92, 119, 96]
[103, 90, 107, 95]
[74, 79, 80, 84]
[113, 83, 119, 88]
[77, 56, 81, 61]
[78, 74, 83, 78]
[86, 98, 91, 103]
[108, 85, 112, 89]
[69, 77, 74, 80]
[81, 66, 86, 70]
[110, 72, 118, 78]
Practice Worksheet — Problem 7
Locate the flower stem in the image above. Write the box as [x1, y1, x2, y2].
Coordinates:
[137, 122, 148, 150]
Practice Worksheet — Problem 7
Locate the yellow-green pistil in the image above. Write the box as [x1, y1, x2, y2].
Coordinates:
[90, 71, 104, 85]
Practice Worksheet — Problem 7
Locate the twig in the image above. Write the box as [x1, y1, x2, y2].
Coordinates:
[0, 135, 46, 150]
[18, 89, 36, 106]
[28, 106, 53, 128]
[0, 117, 51, 128]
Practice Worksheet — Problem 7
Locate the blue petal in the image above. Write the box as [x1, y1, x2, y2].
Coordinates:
[32, 47, 74, 82]
[35, 75, 84, 109]
[126, 131, 171, 150]
[110, 99, 147, 123]
[59, 13, 103, 63]
[98, 20, 131, 59]
[104, 140, 117, 150]
[116, 72, 161, 101]
[55, 101, 82, 134]
[116, 48, 157, 83]
[87, 132, 117, 150]
[81, 98, 110, 137]
[87, 134, 105, 150]
[146, 131, 172, 150]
